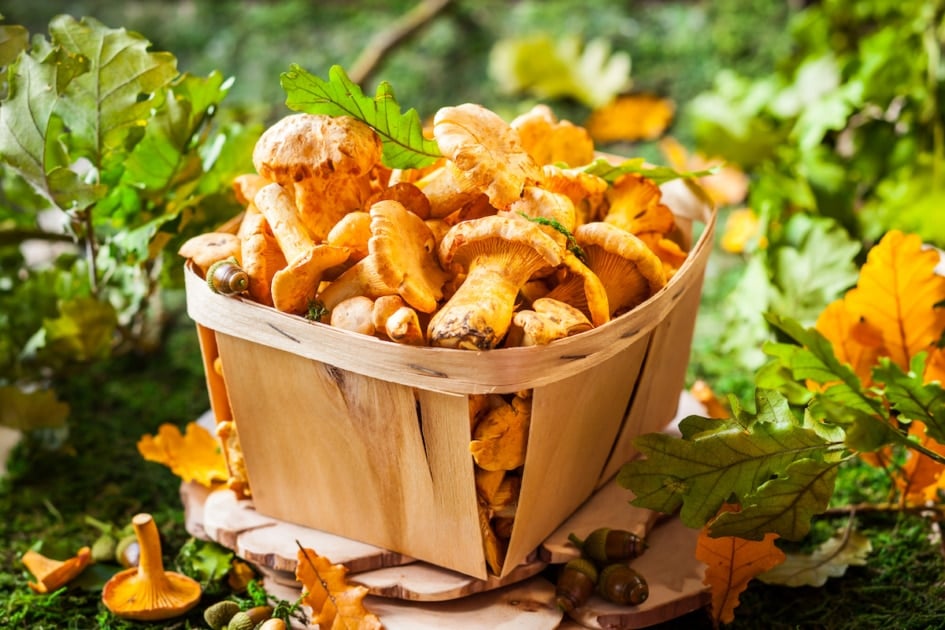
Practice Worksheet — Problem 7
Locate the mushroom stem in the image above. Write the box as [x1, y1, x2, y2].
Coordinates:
[428, 259, 531, 350]
[133, 514, 167, 585]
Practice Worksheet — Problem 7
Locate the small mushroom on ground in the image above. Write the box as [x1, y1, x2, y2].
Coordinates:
[575, 222, 667, 316]
[252, 113, 382, 242]
[102, 513, 201, 621]
[506, 297, 593, 347]
[254, 182, 350, 314]
[21, 546, 92, 594]
[317, 199, 449, 313]
[428, 214, 563, 350]
[433, 103, 543, 210]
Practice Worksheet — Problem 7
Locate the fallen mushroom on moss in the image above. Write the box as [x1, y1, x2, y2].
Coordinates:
[102, 513, 202, 621]
[21, 546, 92, 594]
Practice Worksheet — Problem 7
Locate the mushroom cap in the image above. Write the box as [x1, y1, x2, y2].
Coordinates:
[508, 297, 593, 346]
[541, 164, 610, 224]
[575, 222, 666, 316]
[326, 211, 372, 263]
[438, 214, 563, 273]
[505, 186, 577, 245]
[177, 232, 241, 275]
[510, 104, 596, 167]
[603, 173, 677, 236]
[252, 113, 382, 241]
[271, 244, 350, 314]
[544, 249, 611, 327]
[368, 199, 450, 313]
[252, 113, 381, 186]
[102, 513, 201, 621]
[433, 103, 543, 210]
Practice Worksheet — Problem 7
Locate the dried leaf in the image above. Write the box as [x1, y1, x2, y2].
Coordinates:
[843, 230, 945, 371]
[759, 529, 871, 587]
[137, 422, 228, 487]
[695, 506, 786, 626]
[296, 547, 383, 630]
[585, 93, 675, 143]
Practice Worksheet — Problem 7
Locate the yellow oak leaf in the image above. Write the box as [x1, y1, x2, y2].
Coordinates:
[585, 93, 675, 143]
[720, 208, 767, 254]
[137, 421, 228, 487]
[843, 230, 945, 371]
[296, 547, 383, 630]
[695, 505, 786, 626]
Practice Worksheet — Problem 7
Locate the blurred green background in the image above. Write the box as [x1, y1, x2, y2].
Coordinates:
[12, 0, 794, 135]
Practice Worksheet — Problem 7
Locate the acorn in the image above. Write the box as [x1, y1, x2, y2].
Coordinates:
[207, 257, 249, 295]
[555, 557, 599, 612]
[597, 563, 649, 606]
[568, 527, 647, 565]
[204, 600, 241, 630]
[114, 533, 140, 568]
[226, 610, 255, 630]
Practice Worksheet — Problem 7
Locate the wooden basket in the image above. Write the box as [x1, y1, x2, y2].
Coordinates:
[185, 178, 715, 580]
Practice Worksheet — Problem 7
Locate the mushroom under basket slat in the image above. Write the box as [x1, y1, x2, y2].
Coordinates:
[184, 178, 715, 580]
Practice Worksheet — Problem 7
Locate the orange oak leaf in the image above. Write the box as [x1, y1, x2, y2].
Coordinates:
[897, 422, 945, 505]
[296, 547, 383, 630]
[585, 93, 675, 143]
[843, 230, 945, 371]
[695, 506, 786, 626]
[660, 136, 749, 207]
[137, 421, 228, 487]
[815, 298, 888, 386]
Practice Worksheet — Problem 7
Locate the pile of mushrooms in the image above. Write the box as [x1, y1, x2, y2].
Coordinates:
[180, 101, 688, 351]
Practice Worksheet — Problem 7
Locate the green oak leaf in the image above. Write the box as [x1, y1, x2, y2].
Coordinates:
[39, 296, 118, 363]
[49, 15, 178, 158]
[581, 156, 716, 185]
[709, 458, 839, 540]
[0, 385, 69, 431]
[874, 354, 945, 443]
[0, 23, 29, 67]
[281, 64, 441, 170]
[618, 389, 837, 529]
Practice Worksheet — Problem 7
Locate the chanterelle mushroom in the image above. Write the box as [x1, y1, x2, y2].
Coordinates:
[102, 513, 201, 621]
[252, 113, 382, 241]
[433, 103, 543, 210]
[317, 199, 449, 313]
[254, 182, 350, 314]
[428, 214, 563, 350]
[507, 297, 593, 347]
[21, 546, 92, 594]
[575, 222, 667, 316]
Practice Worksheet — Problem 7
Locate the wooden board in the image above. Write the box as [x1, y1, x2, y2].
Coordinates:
[564, 517, 710, 629]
